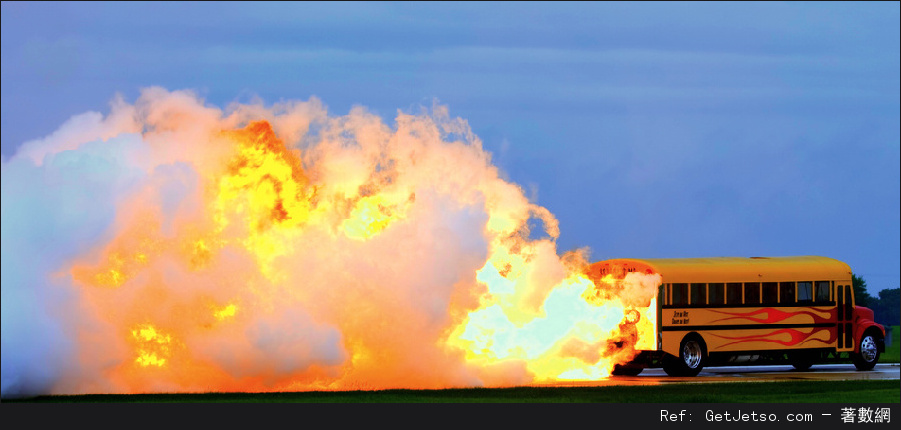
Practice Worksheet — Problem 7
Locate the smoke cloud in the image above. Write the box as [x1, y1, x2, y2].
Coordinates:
[1, 88, 655, 397]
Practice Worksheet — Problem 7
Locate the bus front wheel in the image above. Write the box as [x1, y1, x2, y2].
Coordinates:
[852, 332, 881, 371]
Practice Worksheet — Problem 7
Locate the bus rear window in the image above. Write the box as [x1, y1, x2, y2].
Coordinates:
[709, 283, 725, 305]
[726, 283, 742, 305]
[798, 281, 813, 302]
[745, 282, 760, 304]
[815, 281, 831, 303]
[691, 283, 706, 305]
[762, 282, 778, 304]
[672, 283, 688, 306]
[780, 282, 796, 304]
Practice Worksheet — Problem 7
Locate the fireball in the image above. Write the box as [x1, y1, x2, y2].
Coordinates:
[1, 89, 659, 396]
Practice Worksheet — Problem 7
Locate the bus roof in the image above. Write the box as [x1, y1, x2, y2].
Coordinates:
[590, 256, 853, 284]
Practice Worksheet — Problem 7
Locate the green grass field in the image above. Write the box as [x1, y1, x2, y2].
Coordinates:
[6, 380, 898, 403]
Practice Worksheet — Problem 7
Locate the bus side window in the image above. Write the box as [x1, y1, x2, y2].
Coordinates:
[709, 283, 725, 305]
[798, 281, 813, 302]
[837, 285, 844, 318]
[690, 283, 706, 306]
[780, 282, 796, 304]
[726, 283, 742, 305]
[845, 285, 853, 320]
[745, 282, 761, 304]
[762, 282, 778, 304]
[672, 283, 688, 306]
[815, 281, 831, 303]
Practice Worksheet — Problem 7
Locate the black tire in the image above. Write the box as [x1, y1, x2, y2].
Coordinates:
[611, 364, 643, 376]
[662, 355, 683, 376]
[851, 332, 880, 371]
[663, 334, 706, 377]
[789, 351, 814, 371]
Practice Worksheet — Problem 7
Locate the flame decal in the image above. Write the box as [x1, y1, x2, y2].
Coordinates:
[709, 307, 834, 325]
[710, 327, 835, 348]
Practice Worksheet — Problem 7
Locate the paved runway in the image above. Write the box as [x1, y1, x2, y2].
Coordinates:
[545, 363, 900, 387]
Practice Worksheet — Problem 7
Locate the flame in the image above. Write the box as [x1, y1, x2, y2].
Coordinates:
[448, 259, 659, 382]
[341, 195, 409, 240]
[2, 91, 662, 396]
[213, 303, 238, 321]
[131, 324, 173, 367]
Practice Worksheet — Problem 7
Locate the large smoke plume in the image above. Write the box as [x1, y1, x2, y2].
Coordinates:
[1, 88, 657, 398]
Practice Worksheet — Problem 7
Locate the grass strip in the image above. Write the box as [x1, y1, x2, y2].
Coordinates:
[7, 379, 898, 403]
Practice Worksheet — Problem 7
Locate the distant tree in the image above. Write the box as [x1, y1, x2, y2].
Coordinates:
[852, 274, 874, 308]
[871, 287, 900, 327]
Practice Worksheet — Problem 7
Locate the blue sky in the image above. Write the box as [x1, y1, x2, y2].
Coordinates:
[2, 1, 899, 295]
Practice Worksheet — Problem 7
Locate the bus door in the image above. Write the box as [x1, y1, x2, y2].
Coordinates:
[836, 283, 854, 352]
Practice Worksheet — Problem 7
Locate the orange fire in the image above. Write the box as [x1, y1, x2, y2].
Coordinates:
[41, 93, 661, 394]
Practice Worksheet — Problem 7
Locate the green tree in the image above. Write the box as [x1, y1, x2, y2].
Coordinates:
[871, 287, 900, 327]
[853, 274, 874, 308]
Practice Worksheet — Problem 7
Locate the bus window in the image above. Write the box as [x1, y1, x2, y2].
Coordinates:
[815, 281, 830, 303]
[672, 283, 688, 306]
[837, 285, 844, 320]
[798, 281, 813, 302]
[709, 283, 725, 305]
[690, 283, 706, 305]
[745, 282, 761, 304]
[845, 285, 853, 320]
[726, 283, 742, 305]
[762, 282, 778, 304]
[780, 282, 796, 304]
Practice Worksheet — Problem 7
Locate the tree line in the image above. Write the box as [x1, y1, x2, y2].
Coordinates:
[853, 274, 900, 328]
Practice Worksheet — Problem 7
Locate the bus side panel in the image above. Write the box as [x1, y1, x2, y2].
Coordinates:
[661, 329, 688, 357]
[661, 327, 837, 357]
[661, 307, 836, 326]
[701, 327, 836, 353]
[659, 306, 838, 356]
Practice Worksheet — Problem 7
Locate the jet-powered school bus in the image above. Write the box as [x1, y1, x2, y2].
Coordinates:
[587, 256, 886, 376]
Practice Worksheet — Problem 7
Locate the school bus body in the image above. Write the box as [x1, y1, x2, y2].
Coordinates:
[587, 256, 886, 376]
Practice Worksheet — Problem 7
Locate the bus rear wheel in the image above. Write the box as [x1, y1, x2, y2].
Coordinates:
[852, 333, 880, 371]
[789, 351, 814, 371]
[611, 364, 643, 376]
[663, 335, 706, 377]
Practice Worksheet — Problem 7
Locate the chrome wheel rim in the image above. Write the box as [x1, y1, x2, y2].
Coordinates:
[861, 335, 878, 362]
[683, 341, 702, 369]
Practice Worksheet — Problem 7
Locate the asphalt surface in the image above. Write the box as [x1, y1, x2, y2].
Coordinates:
[547, 363, 901, 387]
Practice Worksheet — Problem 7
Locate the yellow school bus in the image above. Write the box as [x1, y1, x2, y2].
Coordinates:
[587, 256, 886, 376]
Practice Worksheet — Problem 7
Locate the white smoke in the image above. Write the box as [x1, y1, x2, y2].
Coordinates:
[2, 135, 148, 397]
[1, 87, 595, 397]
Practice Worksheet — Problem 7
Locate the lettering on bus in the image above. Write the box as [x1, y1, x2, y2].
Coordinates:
[672, 310, 690, 325]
